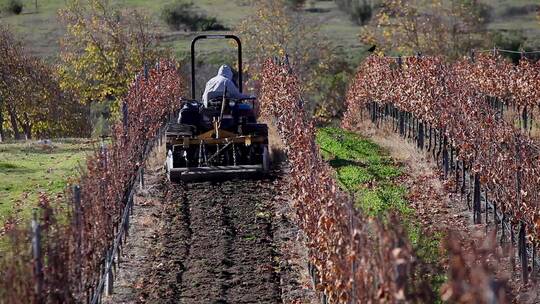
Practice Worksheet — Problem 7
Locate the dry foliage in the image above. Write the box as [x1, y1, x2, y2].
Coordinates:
[343, 55, 540, 243]
[342, 54, 540, 302]
[456, 53, 540, 109]
[0, 60, 183, 303]
[259, 58, 434, 302]
[0, 25, 85, 140]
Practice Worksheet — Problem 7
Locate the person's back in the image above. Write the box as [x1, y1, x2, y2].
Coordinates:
[202, 65, 250, 107]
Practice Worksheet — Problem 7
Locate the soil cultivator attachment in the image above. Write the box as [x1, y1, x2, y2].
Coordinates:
[165, 35, 269, 182]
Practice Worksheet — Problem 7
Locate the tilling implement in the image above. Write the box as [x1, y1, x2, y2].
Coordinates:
[165, 35, 269, 182]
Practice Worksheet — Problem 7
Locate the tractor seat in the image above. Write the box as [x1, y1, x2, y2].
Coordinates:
[206, 97, 236, 111]
[166, 122, 194, 137]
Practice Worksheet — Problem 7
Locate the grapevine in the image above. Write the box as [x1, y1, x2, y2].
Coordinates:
[0, 60, 184, 303]
[344, 55, 540, 242]
[259, 58, 436, 302]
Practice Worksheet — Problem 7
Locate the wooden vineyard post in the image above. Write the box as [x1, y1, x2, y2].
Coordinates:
[417, 121, 424, 150]
[436, 131, 442, 163]
[501, 214, 506, 244]
[533, 244, 537, 277]
[428, 125, 432, 151]
[125, 197, 131, 237]
[399, 111, 405, 137]
[484, 190, 488, 224]
[369, 102, 374, 124]
[455, 160, 460, 193]
[105, 249, 114, 296]
[442, 136, 449, 179]
[493, 200, 497, 224]
[157, 128, 161, 151]
[518, 222, 528, 284]
[139, 168, 145, 190]
[73, 185, 82, 291]
[522, 106, 528, 131]
[122, 101, 128, 136]
[461, 164, 466, 195]
[349, 201, 356, 304]
[393, 106, 398, 132]
[473, 175, 481, 224]
[432, 129, 437, 158]
[408, 112, 412, 139]
[484, 188, 489, 225]
[449, 145, 454, 173]
[32, 212, 44, 304]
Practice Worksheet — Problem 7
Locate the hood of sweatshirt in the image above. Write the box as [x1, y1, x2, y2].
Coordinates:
[217, 64, 233, 80]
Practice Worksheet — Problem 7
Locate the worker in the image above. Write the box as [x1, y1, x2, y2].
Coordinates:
[202, 64, 252, 107]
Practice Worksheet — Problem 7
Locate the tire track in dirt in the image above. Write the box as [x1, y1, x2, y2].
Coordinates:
[178, 180, 282, 303]
[217, 180, 281, 303]
[179, 182, 231, 302]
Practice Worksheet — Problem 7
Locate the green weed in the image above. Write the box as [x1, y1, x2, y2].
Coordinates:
[316, 127, 445, 298]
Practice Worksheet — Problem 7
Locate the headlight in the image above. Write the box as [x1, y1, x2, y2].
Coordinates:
[229, 101, 236, 107]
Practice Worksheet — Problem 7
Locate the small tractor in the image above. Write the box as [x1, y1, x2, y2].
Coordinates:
[165, 35, 270, 182]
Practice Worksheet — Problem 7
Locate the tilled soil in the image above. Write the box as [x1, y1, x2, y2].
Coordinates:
[106, 163, 315, 304]
[158, 180, 281, 303]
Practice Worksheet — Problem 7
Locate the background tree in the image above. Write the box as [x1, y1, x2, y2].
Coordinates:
[360, 0, 490, 57]
[59, 0, 165, 108]
[0, 25, 85, 140]
[237, 0, 351, 119]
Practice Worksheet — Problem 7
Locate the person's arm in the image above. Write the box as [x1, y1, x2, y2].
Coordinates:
[202, 81, 211, 107]
[225, 80, 253, 100]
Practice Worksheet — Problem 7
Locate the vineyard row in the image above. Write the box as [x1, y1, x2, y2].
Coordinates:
[0, 60, 183, 303]
[259, 58, 507, 303]
[343, 54, 540, 286]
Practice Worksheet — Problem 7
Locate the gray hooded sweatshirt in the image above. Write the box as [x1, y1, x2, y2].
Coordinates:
[202, 65, 250, 107]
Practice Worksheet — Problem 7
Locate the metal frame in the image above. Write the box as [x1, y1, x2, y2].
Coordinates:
[190, 34, 243, 99]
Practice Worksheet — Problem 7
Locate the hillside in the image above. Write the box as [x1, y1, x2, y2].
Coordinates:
[1, 1, 540, 302]
[483, 0, 540, 47]
[0, 0, 364, 60]
[3, 0, 536, 62]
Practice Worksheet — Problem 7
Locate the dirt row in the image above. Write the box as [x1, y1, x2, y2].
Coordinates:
[104, 159, 316, 303]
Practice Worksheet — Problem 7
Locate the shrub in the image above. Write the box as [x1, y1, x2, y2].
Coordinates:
[196, 16, 228, 31]
[351, 1, 372, 25]
[161, 0, 228, 31]
[335, 0, 372, 25]
[90, 100, 113, 138]
[6, 0, 23, 15]
[161, 1, 194, 31]
[491, 30, 527, 64]
[285, 0, 307, 9]
[502, 4, 539, 18]
[475, 3, 493, 24]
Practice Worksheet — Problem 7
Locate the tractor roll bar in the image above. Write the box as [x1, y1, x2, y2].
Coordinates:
[191, 35, 243, 99]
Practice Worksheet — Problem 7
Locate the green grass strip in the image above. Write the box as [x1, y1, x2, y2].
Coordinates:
[316, 127, 445, 300]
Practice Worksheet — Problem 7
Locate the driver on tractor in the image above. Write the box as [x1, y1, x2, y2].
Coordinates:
[202, 64, 253, 107]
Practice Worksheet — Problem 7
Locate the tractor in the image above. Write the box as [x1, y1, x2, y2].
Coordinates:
[165, 35, 270, 182]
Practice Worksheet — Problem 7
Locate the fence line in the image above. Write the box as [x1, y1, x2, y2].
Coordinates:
[1, 60, 184, 303]
[363, 101, 540, 284]
[88, 126, 166, 304]
[342, 53, 540, 302]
